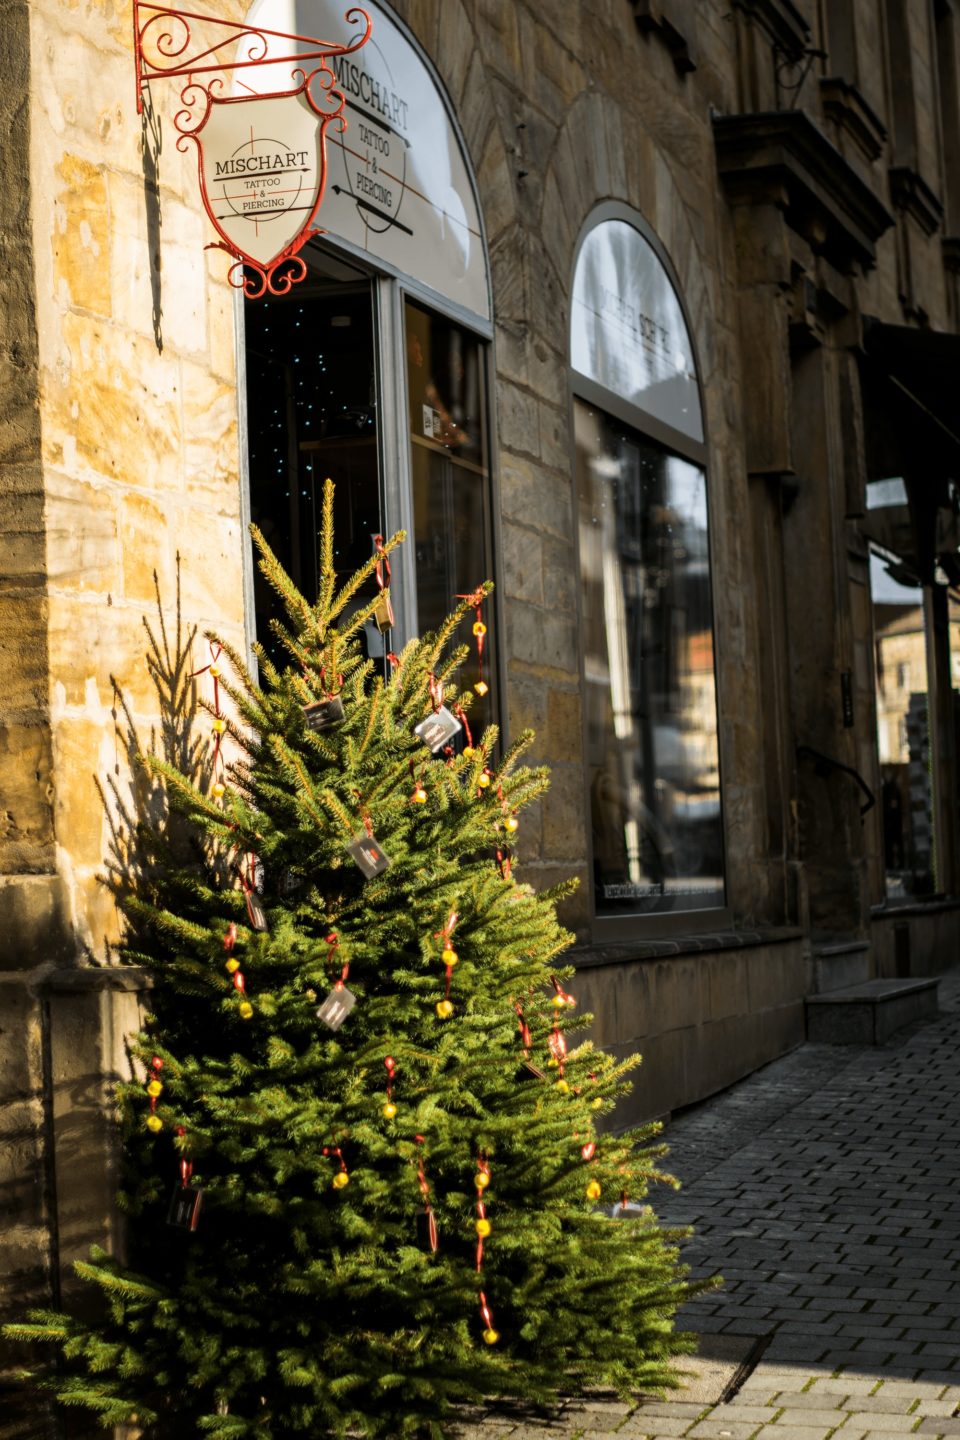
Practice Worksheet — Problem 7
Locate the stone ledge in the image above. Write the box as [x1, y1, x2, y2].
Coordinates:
[42, 964, 152, 994]
[805, 977, 939, 1044]
[572, 927, 804, 969]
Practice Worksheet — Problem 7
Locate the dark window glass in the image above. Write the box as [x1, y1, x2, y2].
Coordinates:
[575, 400, 724, 915]
[245, 258, 383, 665]
[405, 299, 496, 734]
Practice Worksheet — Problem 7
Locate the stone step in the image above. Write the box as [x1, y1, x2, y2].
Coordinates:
[805, 977, 939, 1045]
[811, 938, 871, 993]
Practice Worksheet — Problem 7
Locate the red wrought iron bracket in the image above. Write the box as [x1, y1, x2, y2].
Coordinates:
[132, 3, 372, 297]
[133, 3, 371, 115]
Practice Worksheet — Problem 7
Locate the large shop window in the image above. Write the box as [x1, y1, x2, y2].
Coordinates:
[240, 0, 496, 733]
[570, 210, 725, 921]
[870, 545, 936, 899]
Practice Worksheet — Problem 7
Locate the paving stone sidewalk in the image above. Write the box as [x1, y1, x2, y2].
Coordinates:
[455, 968, 960, 1440]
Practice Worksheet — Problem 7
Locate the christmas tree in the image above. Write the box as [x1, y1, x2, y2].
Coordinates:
[6, 481, 702, 1438]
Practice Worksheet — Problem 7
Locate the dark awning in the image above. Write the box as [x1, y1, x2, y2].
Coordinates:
[862, 319, 960, 466]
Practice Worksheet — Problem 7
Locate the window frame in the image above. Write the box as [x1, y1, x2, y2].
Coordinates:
[568, 202, 729, 940]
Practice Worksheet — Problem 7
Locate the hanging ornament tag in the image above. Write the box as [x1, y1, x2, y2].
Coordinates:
[167, 1185, 203, 1232]
[316, 985, 357, 1030]
[416, 1207, 439, 1253]
[303, 696, 345, 733]
[373, 591, 395, 634]
[347, 834, 391, 877]
[245, 891, 268, 932]
[414, 705, 462, 753]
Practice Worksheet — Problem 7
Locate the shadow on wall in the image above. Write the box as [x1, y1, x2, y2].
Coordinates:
[141, 89, 163, 354]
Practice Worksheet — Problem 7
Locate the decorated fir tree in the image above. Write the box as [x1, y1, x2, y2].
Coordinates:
[6, 482, 702, 1438]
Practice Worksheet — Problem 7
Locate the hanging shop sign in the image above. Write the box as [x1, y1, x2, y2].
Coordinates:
[133, 3, 372, 296]
[238, 0, 490, 322]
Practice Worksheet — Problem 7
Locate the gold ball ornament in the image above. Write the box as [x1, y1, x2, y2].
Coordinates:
[411, 786, 428, 804]
[225, 957, 240, 974]
[586, 1179, 602, 1201]
[472, 621, 487, 637]
[441, 947, 458, 966]
[505, 815, 519, 833]
[478, 772, 491, 788]
[146, 1079, 163, 1099]
[556, 1079, 570, 1093]
[436, 999, 455, 1019]
[146, 1114, 163, 1133]
[463, 745, 475, 758]
[476, 1218, 492, 1238]
[212, 718, 226, 734]
[383, 1102, 398, 1119]
[212, 782, 226, 798]
[332, 1171, 350, 1189]
[208, 663, 221, 678]
[238, 1001, 254, 1020]
[483, 1328, 500, 1346]
[474, 681, 489, 697]
[475, 1172, 490, 1191]
[592, 1097, 604, 1110]
[552, 995, 566, 1009]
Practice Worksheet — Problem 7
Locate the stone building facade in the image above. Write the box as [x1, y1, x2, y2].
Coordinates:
[3, 0, 960, 1405]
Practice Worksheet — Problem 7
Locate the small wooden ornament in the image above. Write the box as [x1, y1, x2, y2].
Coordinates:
[347, 834, 391, 878]
[316, 985, 357, 1031]
[414, 705, 462, 753]
[516, 1060, 546, 1083]
[302, 695, 345, 733]
[373, 591, 395, 633]
[167, 1185, 203, 1232]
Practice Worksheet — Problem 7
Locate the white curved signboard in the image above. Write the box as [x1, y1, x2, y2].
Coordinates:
[240, 0, 490, 321]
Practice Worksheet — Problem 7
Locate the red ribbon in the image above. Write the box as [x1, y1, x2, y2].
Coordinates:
[453, 702, 473, 749]
[319, 665, 344, 698]
[475, 1153, 490, 1272]
[192, 642, 227, 784]
[427, 672, 443, 713]
[435, 911, 459, 1001]
[326, 930, 349, 988]
[147, 1056, 163, 1119]
[514, 1001, 531, 1053]
[224, 923, 237, 953]
[384, 1056, 396, 1103]
[496, 846, 512, 881]
[551, 975, 576, 1010]
[415, 1135, 439, 1253]
[457, 589, 487, 692]
[175, 1127, 193, 1188]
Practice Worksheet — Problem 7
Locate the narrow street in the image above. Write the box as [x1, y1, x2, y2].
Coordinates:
[457, 969, 960, 1439]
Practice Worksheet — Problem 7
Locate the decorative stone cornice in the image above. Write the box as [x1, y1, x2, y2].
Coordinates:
[820, 77, 887, 164]
[731, 0, 810, 59]
[630, 0, 697, 74]
[713, 109, 894, 269]
[889, 165, 944, 237]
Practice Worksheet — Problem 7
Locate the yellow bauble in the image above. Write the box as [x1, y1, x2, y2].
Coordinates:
[212, 782, 226, 798]
[332, 1171, 349, 1189]
[412, 787, 427, 804]
[483, 1328, 500, 1346]
[238, 1001, 254, 1019]
[212, 718, 226, 734]
[586, 1180, 602, 1201]
[463, 746, 475, 758]
[436, 999, 454, 1019]
[552, 995, 565, 1009]
[472, 621, 487, 637]
[475, 1172, 490, 1191]
[478, 772, 491, 788]
[441, 947, 458, 965]
[208, 663, 221, 678]
[476, 1218, 492, 1238]
[146, 1114, 163, 1133]
[146, 1079, 163, 1098]
[474, 681, 489, 697]
[505, 816, 519, 833]
[592, 1097, 604, 1110]
[225, 957, 240, 974]
[383, 1102, 398, 1119]
[556, 1079, 570, 1093]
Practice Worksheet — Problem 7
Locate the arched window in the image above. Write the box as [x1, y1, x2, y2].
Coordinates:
[570, 206, 725, 925]
[237, 0, 497, 728]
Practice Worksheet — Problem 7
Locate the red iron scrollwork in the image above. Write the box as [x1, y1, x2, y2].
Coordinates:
[132, 3, 372, 297]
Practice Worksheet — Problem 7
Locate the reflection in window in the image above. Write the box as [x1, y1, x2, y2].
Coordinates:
[575, 401, 724, 914]
[871, 549, 935, 898]
[405, 299, 496, 733]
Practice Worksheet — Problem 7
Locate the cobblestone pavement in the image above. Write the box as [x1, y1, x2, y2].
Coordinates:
[456, 969, 960, 1440]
